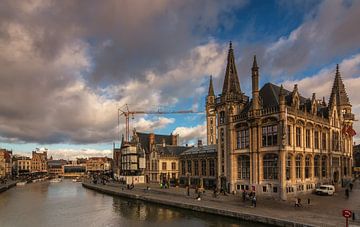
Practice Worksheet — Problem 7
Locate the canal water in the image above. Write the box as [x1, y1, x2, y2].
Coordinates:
[0, 180, 268, 227]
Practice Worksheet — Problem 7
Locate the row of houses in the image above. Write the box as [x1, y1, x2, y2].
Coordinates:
[0, 148, 113, 178]
[113, 131, 218, 188]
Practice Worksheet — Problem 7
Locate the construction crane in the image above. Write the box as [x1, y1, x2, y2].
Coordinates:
[118, 104, 201, 142]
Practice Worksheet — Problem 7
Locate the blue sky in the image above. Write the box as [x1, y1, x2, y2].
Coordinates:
[0, 0, 359, 159]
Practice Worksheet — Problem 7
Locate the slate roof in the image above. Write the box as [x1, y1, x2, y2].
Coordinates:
[180, 144, 217, 156]
[136, 132, 173, 153]
[155, 145, 189, 156]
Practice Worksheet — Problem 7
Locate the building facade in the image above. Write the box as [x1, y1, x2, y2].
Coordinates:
[31, 150, 48, 173]
[354, 144, 360, 168]
[48, 159, 68, 176]
[148, 143, 188, 184]
[0, 149, 12, 178]
[207, 43, 355, 199]
[179, 142, 217, 189]
[17, 156, 32, 176]
[86, 157, 112, 173]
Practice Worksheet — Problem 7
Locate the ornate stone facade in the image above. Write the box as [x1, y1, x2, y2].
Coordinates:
[206, 42, 355, 200]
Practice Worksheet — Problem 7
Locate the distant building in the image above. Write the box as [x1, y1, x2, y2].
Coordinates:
[48, 159, 68, 176]
[31, 150, 48, 173]
[179, 142, 217, 189]
[354, 144, 360, 168]
[16, 156, 32, 176]
[0, 149, 12, 178]
[86, 157, 112, 173]
[62, 164, 86, 177]
[113, 145, 121, 180]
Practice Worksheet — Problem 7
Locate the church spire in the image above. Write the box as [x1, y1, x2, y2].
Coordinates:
[221, 41, 241, 96]
[208, 75, 215, 96]
[329, 64, 350, 109]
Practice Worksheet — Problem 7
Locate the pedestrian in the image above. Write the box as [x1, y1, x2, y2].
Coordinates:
[186, 185, 190, 196]
[252, 195, 257, 207]
[213, 187, 218, 198]
[345, 188, 349, 198]
[349, 182, 353, 191]
[242, 190, 246, 202]
[307, 198, 311, 205]
[295, 198, 300, 207]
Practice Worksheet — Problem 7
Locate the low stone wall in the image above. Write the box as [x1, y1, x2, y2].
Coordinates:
[82, 182, 315, 227]
[0, 181, 17, 193]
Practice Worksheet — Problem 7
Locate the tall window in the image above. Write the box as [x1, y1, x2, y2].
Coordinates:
[209, 159, 215, 176]
[286, 155, 292, 180]
[194, 160, 199, 176]
[306, 129, 311, 148]
[220, 128, 224, 143]
[322, 132, 327, 150]
[314, 155, 320, 177]
[162, 162, 167, 170]
[263, 154, 278, 180]
[181, 160, 185, 175]
[187, 160, 192, 174]
[314, 131, 319, 149]
[305, 156, 311, 178]
[296, 127, 302, 147]
[237, 155, 250, 179]
[321, 156, 327, 177]
[262, 125, 278, 147]
[201, 160, 206, 176]
[332, 131, 340, 151]
[287, 125, 291, 146]
[171, 162, 176, 170]
[237, 129, 249, 149]
[220, 111, 225, 124]
[296, 155, 302, 179]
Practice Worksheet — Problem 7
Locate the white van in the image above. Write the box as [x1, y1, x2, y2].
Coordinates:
[315, 185, 335, 195]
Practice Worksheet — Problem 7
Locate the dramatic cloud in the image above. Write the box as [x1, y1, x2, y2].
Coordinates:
[264, 0, 360, 77]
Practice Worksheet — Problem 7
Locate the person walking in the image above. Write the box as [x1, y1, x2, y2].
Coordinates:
[349, 182, 353, 191]
[252, 195, 257, 207]
[242, 190, 246, 202]
[345, 188, 350, 198]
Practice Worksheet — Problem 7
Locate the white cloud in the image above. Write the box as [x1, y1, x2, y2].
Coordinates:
[133, 117, 175, 132]
[173, 124, 206, 146]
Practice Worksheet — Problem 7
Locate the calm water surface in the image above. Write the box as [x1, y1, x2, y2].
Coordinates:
[0, 180, 268, 227]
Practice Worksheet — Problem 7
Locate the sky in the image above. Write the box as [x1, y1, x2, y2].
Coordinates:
[0, 0, 360, 159]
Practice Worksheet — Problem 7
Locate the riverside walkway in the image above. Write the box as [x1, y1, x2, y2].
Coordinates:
[0, 181, 16, 193]
[82, 179, 360, 227]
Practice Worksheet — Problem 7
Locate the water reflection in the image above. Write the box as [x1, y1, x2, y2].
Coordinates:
[0, 180, 268, 227]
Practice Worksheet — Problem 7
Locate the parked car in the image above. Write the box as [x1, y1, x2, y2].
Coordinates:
[316, 185, 335, 195]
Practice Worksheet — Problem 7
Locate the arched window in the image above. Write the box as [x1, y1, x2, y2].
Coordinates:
[296, 155, 302, 179]
[286, 155, 292, 180]
[321, 156, 327, 177]
[314, 155, 320, 177]
[305, 156, 311, 178]
[220, 111, 225, 124]
[263, 154, 278, 180]
[237, 155, 250, 179]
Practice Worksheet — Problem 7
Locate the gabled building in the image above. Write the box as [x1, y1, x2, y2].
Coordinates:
[86, 157, 112, 173]
[207, 42, 355, 200]
[31, 150, 48, 174]
[0, 149, 13, 178]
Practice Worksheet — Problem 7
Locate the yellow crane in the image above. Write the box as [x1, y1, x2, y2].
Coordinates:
[118, 104, 201, 142]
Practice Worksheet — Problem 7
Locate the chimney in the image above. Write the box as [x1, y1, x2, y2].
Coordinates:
[162, 138, 166, 147]
[198, 140, 203, 147]
[171, 133, 178, 146]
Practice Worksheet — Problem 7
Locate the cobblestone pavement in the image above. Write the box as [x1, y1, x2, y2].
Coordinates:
[87, 179, 360, 227]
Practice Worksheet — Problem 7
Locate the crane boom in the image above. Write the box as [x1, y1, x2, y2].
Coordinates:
[118, 105, 201, 142]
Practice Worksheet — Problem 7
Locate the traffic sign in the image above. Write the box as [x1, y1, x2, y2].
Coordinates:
[343, 209, 352, 218]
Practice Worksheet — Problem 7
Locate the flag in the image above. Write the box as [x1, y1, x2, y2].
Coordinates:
[342, 125, 348, 135]
[346, 126, 357, 137]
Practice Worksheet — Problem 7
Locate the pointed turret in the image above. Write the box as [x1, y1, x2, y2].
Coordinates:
[252, 55, 260, 111]
[329, 64, 351, 109]
[221, 41, 242, 96]
[208, 75, 215, 96]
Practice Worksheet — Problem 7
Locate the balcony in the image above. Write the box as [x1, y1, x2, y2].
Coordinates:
[343, 113, 355, 121]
